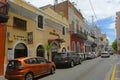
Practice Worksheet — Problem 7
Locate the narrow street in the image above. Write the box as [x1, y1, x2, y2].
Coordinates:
[36, 55, 119, 80]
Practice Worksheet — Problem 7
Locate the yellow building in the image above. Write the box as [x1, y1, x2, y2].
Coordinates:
[5, 0, 69, 68]
[116, 12, 120, 53]
[101, 34, 109, 51]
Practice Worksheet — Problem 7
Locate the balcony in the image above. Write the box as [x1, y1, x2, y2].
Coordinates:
[91, 33, 97, 39]
[0, 1, 9, 23]
[71, 31, 87, 40]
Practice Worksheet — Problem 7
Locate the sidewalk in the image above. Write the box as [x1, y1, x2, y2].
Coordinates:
[115, 63, 120, 80]
[111, 55, 120, 80]
[0, 75, 5, 80]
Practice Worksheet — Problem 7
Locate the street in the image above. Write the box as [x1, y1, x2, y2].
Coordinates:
[36, 55, 119, 80]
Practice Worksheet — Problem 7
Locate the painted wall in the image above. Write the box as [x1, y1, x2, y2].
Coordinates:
[5, 0, 70, 65]
[0, 24, 5, 75]
[0, 0, 7, 76]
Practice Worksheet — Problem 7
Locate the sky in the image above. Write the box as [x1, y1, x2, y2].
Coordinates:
[24, 0, 119, 45]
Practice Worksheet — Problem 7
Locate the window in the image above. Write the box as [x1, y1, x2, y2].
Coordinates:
[72, 41, 76, 52]
[38, 15, 44, 29]
[72, 21, 74, 33]
[36, 58, 47, 64]
[13, 17, 27, 30]
[76, 24, 79, 33]
[62, 26, 66, 35]
[25, 58, 37, 64]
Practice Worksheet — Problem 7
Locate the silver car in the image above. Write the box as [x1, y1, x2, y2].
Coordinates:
[101, 51, 110, 58]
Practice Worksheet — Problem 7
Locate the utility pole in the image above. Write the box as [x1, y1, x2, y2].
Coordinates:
[92, 16, 94, 26]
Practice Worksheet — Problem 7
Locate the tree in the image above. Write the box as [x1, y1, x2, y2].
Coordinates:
[112, 39, 117, 51]
[44, 43, 55, 60]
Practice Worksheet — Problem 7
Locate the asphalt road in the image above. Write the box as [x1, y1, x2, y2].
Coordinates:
[36, 55, 119, 80]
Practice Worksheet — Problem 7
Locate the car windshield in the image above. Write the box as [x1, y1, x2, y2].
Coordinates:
[8, 60, 21, 69]
[54, 53, 67, 58]
[102, 53, 108, 54]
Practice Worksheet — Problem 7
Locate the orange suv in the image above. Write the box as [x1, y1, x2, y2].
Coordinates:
[5, 56, 56, 80]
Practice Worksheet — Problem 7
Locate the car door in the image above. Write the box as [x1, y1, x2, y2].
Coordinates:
[26, 58, 40, 76]
[36, 58, 49, 75]
[71, 52, 77, 64]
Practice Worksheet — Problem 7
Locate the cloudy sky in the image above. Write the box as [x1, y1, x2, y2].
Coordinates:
[24, 0, 119, 44]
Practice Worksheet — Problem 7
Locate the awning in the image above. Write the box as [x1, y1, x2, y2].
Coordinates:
[55, 38, 65, 43]
[48, 38, 65, 43]
[91, 42, 97, 48]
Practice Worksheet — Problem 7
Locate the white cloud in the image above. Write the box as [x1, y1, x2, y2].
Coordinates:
[69, 0, 120, 21]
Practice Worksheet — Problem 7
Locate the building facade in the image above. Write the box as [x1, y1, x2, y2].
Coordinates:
[116, 12, 120, 53]
[52, 1, 87, 53]
[0, 0, 9, 76]
[101, 34, 109, 51]
[4, 0, 69, 73]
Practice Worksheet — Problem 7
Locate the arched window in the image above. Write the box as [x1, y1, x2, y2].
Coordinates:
[72, 41, 76, 52]
[14, 43, 27, 58]
[36, 45, 45, 57]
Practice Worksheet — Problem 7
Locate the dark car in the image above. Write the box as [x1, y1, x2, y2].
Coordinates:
[77, 53, 86, 61]
[5, 56, 56, 80]
[53, 51, 81, 68]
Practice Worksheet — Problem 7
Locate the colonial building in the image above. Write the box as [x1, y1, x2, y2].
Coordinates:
[116, 12, 120, 53]
[83, 21, 95, 53]
[101, 34, 109, 51]
[0, 0, 9, 76]
[4, 0, 69, 72]
[51, 1, 87, 53]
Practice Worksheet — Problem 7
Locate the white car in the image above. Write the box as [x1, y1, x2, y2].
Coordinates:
[101, 51, 110, 58]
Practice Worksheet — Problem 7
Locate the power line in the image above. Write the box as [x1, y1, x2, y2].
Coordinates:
[89, 0, 97, 21]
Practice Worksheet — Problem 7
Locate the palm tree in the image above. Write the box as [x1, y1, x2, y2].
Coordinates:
[44, 43, 55, 60]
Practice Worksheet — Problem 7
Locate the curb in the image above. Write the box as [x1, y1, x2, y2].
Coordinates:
[111, 64, 116, 80]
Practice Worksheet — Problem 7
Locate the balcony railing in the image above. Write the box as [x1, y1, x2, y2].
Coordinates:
[71, 31, 87, 40]
[91, 33, 97, 39]
[0, 1, 9, 23]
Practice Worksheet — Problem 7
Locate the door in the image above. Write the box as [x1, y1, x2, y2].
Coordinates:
[0, 24, 5, 75]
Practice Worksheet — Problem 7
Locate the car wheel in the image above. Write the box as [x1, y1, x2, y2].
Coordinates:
[79, 59, 81, 64]
[70, 61, 74, 67]
[50, 67, 55, 74]
[25, 73, 33, 80]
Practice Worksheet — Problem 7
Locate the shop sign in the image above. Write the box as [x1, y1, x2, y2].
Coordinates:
[28, 32, 33, 44]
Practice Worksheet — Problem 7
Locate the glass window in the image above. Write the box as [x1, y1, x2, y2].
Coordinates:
[36, 58, 47, 64]
[38, 15, 44, 29]
[8, 60, 21, 69]
[25, 58, 37, 64]
[13, 17, 27, 30]
[72, 21, 74, 33]
[62, 26, 66, 35]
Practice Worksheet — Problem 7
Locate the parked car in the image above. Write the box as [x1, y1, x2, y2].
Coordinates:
[108, 50, 114, 55]
[86, 52, 94, 59]
[101, 51, 110, 58]
[91, 52, 97, 58]
[5, 56, 56, 80]
[77, 53, 86, 61]
[53, 51, 81, 68]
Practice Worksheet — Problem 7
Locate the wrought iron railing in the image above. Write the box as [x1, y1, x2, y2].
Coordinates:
[71, 31, 87, 40]
[0, 1, 8, 15]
